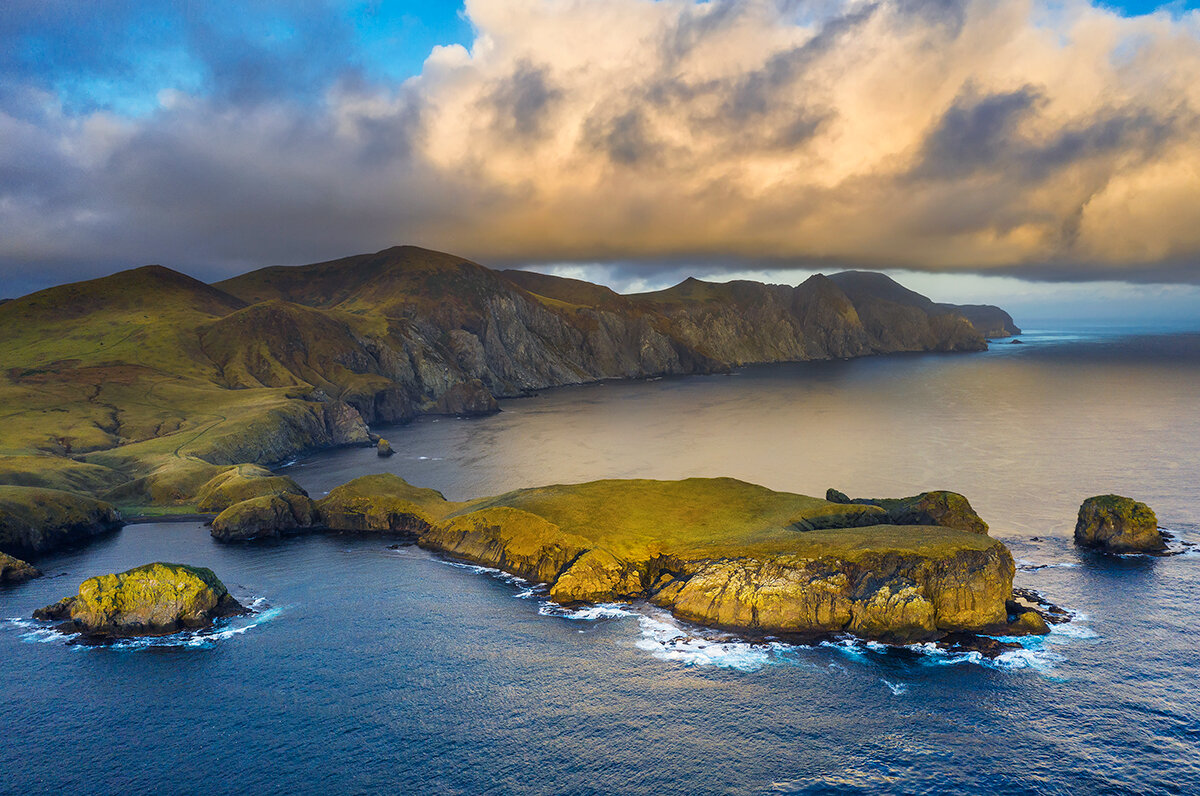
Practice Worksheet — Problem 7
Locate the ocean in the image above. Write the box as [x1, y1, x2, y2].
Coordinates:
[3, 328, 1198, 795]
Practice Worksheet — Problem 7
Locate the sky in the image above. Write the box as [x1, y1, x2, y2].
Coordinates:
[1, 0, 1199, 325]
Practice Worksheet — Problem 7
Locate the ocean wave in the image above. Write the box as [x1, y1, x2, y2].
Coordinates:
[881, 678, 909, 695]
[632, 613, 782, 671]
[539, 602, 636, 620]
[442, 561, 1092, 675]
[2, 599, 281, 650]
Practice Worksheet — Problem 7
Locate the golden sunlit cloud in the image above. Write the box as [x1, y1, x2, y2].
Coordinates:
[2, 0, 1199, 286]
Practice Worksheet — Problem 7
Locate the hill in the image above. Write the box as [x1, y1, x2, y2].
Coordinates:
[0, 245, 1015, 529]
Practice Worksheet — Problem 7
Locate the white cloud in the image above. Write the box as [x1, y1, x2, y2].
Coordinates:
[2, 0, 1200, 290]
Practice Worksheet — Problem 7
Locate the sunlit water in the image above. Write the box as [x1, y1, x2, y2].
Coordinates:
[3, 329, 1199, 795]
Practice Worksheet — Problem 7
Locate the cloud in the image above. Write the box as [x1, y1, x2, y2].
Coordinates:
[1, 0, 1200, 294]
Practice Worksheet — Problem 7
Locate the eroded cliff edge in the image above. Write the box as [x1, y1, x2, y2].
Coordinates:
[212, 475, 1046, 644]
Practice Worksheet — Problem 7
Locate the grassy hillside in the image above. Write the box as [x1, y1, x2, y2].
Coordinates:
[0, 244, 1014, 526]
[451, 477, 997, 562]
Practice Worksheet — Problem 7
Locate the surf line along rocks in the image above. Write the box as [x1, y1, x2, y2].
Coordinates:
[211, 474, 1053, 645]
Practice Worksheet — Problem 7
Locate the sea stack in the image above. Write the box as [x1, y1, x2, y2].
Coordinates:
[1074, 495, 1165, 553]
[33, 562, 247, 638]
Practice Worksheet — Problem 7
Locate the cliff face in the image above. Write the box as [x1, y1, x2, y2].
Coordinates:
[0, 486, 123, 556]
[207, 474, 1033, 644]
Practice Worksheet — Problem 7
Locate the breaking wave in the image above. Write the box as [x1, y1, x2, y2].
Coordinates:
[2, 597, 281, 650]
[440, 557, 1096, 675]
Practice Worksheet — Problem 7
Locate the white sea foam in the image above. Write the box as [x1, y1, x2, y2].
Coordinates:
[438, 558, 543, 595]
[1047, 620, 1099, 641]
[3, 601, 282, 650]
[539, 602, 635, 620]
[881, 678, 909, 695]
[1015, 559, 1081, 571]
[632, 613, 781, 671]
[440, 558, 1093, 675]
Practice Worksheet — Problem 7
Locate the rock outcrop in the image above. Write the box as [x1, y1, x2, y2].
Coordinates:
[1074, 495, 1164, 553]
[194, 465, 308, 512]
[377, 439, 394, 457]
[0, 551, 40, 583]
[216, 473, 1040, 644]
[825, 489, 989, 534]
[0, 486, 123, 555]
[431, 380, 500, 417]
[315, 474, 445, 534]
[210, 493, 319, 542]
[33, 562, 246, 638]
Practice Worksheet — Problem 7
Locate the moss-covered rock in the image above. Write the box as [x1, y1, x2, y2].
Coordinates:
[1074, 495, 1164, 553]
[657, 544, 1015, 643]
[789, 502, 888, 531]
[194, 465, 307, 512]
[211, 494, 319, 542]
[0, 486, 123, 555]
[377, 439, 394, 457]
[416, 477, 1024, 642]
[826, 489, 989, 534]
[33, 562, 246, 638]
[1006, 606, 1051, 635]
[0, 551, 40, 583]
[316, 473, 448, 534]
[549, 548, 645, 604]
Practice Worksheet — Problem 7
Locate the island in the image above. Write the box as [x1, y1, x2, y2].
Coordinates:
[211, 474, 1051, 644]
[34, 562, 246, 639]
[1075, 495, 1166, 554]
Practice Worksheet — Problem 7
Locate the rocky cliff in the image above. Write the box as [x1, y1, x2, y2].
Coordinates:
[0, 244, 1014, 524]
[209, 474, 1044, 644]
[1074, 495, 1165, 553]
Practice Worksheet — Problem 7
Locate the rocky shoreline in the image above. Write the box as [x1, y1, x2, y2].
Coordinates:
[204, 474, 1054, 645]
[0, 245, 1018, 531]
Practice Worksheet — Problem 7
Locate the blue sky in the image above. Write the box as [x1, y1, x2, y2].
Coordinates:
[1, 0, 1199, 315]
[9, 1, 1195, 118]
[4, 1, 474, 117]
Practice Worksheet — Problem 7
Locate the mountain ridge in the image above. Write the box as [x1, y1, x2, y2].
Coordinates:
[0, 244, 1017, 524]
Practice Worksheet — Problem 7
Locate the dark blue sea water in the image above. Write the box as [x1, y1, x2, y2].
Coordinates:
[3, 329, 1199, 795]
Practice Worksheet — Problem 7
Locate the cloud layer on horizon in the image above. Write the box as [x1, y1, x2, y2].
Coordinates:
[2, 0, 1200, 293]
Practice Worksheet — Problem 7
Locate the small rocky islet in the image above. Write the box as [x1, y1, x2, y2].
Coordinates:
[1074, 494, 1167, 554]
[33, 562, 247, 640]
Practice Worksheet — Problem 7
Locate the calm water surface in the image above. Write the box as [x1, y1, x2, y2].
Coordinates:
[3, 329, 1199, 795]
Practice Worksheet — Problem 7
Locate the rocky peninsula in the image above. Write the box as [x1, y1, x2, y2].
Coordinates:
[34, 562, 246, 639]
[0, 244, 1017, 548]
[211, 474, 1048, 644]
